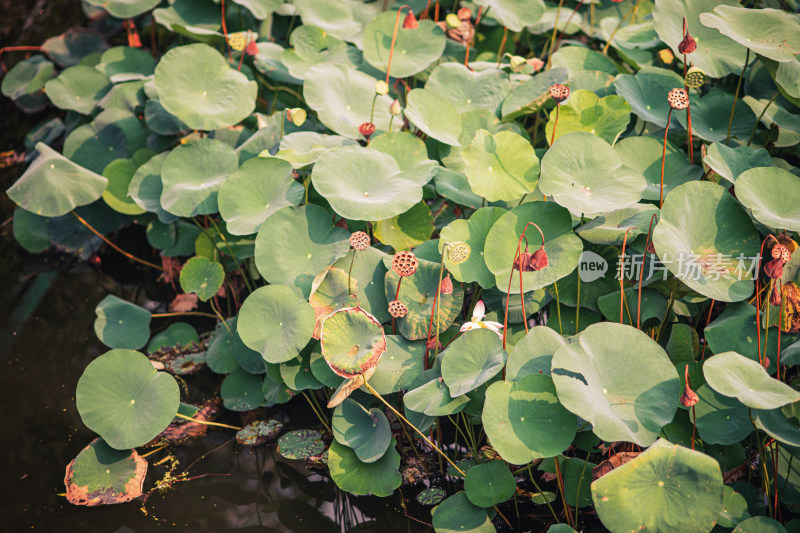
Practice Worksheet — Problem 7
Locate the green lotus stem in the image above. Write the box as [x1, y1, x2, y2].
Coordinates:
[748, 92, 779, 146]
[659, 107, 673, 209]
[726, 48, 750, 146]
[175, 412, 241, 430]
[388, 115, 394, 132]
[601, 0, 641, 55]
[302, 390, 332, 434]
[495, 26, 508, 65]
[204, 216, 255, 293]
[141, 444, 168, 458]
[551, 0, 584, 56]
[573, 454, 590, 527]
[347, 249, 356, 296]
[545, 0, 565, 69]
[280, 113, 285, 138]
[550, 103, 560, 146]
[619, 228, 633, 324]
[424, 245, 447, 369]
[654, 289, 674, 342]
[209, 299, 231, 333]
[71, 211, 164, 271]
[369, 93, 378, 123]
[152, 311, 219, 319]
[575, 268, 581, 335]
[554, 456, 573, 528]
[528, 464, 560, 523]
[638, 214, 658, 330]
[553, 281, 563, 335]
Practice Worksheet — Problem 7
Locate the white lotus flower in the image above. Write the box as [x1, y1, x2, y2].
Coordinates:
[459, 300, 503, 337]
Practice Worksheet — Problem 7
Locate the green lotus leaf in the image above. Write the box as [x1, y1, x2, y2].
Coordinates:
[101, 159, 146, 215]
[218, 156, 303, 235]
[432, 492, 494, 533]
[160, 138, 237, 217]
[703, 142, 773, 184]
[328, 438, 401, 497]
[463, 129, 540, 202]
[651, 181, 760, 302]
[367, 335, 424, 395]
[154, 44, 255, 131]
[700, 6, 800, 63]
[308, 266, 358, 338]
[484, 201, 583, 293]
[278, 429, 325, 459]
[613, 67, 686, 127]
[666, 324, 700, 364]
[653, 0, 746, 78]
[505, 326, 566, 380]
[12, 208, 50, 253]
[76, 349, 179, 449]
[262, 371, 293, 406]
[280, 344, 323, 391]
[281, 24, 361, 80]
[501, 67, 569, 121]
[333, 246, 390, 323]
[705, 303, 791, 369]
[675, 91, 756, 143]
[94, 295, 151, 350]
[96, 46, 155, 82]
[441, 329, 506, 397]
[733, 517, 787, 533]
[440, 207, 506, 288]
[597, 288, 667, 326]
[127, 152, 177, 223]
[179, 257, 224, 302]
[694, 384, 753, 445]
[384, 256, 465, 340]
[703, 351, 800, 409]
[568, 69, 616, 97]
[435, 167, 485, 209]
[220, 368, 264, 411]
[551, 322, 680, 446]
[6, 143, 108, 217]
[592, 439, 723, 533]
[64, 438, 147, 506]
[440, 108, 520, 173]
[576, 204, 660, 244]
[545, 90, 631, 146]
[237, 285, 315, 364]
[63, 112, 144, 174]
[42, 28, 108, 67]
[363, 11, 445, 78]
[253, 42, 302, 85]
[276, 132, 357, 168]
[320, 306, 386, 378]
[368, 131, 438, 186]
[373, 201, 433, 251]
[483, 374, 576, 464]
[539, 456, 595, 507]
[753, 408, 800, 449]
[147, 322, 198, 354]
[332, 398, 391, 463]
[425, 63, 510, 113]
[550, 46, 618, 77]
[718, 485, 751, 528]
[152, 0, 224, 42]
[540, 132, 646, 214]
[464, 460, 516, 507]
[404, 89, 462, 146]
[614, 136, 702, 201]
[1, 55, 53, 106]
[473, 0, 545, 32]
[85, 0, 160, 17]
[44, 65, 110, 114]
[231, 0, 282, 19]
[736, 167, 800, 232]
[254, 205, 350, 298]
[404, 373, 470, 417]
[312, 145, 423, 221]
[303, 64, 392, 139]
[235, 419, 283, 446]
[743, 95, 800, 148]
[292, 0, 379, 47]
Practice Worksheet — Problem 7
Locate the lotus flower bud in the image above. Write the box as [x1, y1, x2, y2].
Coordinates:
[388, 300, 408, 318]
[680, 366, 699, 407]
[286, 108, 307, 126]
[447, 242, 471, 265]
[374, 80, 389, 96]
[678, 34, 697, 55]
[527, 57, 545, 72]
[446, 13, 461, 28]
[771, 284, 782, 307]
[245, 39, 258, 56]
[440, 274, 454, 295]
[549, 84, 570, 104]
[530, 246, 549, 271]
[392, 251, 418, 277]
[403, 11, 419, 29]
[349, 231, 370, 251]
[667, 88, 689, 110]
[389, 99, 402, 116]
[426, 337, 443, 351]
[358, 121, 376, 140]
[765, 258, 784, 279]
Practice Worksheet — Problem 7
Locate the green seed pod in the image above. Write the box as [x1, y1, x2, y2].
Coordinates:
[685, 66, 707, 89]
[447, 242, 471, 265]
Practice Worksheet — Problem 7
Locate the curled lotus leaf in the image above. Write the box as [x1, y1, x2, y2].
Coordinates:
[64, 438, 147, 506]
[320, 306, 386, 378]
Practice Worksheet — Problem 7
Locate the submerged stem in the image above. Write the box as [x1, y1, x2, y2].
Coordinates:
[175, 412, 241, 430]
[71, 211, 163, 271]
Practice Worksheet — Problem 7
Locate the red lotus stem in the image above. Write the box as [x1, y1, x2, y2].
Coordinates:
[755, 235, 779, 367]
[392, 277, 403, 335]
[503, 222, 545, 349]
[386, 5, 411, 85]
[691, 405, 697, 450]
[420, 0, 431, 19]
[221, 0, 231, 61]
[434, 1, 440, 22]
[659, 107, 673, 208]
[496, 27, 508, 65]
[700, 300, 715, 361]
[71, 211, 163, 271]
[552, 0, 584, 55]
[463, 6, 484, 68]
[637, 214, 659, 329]
[619, 228, 633, 323]
[777, 279, 784, 381]
[0, 46, 42, 73]
[682, 19, 694, 164]
[551, 105, 560, 146]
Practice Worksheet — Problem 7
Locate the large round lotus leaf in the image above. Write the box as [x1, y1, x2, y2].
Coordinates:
[281, 24, 361, 80]
[276, 132, 357, 168]
[76, 349, 179, 449]
[333, 246, 390, 323]
[292, 0, 379, 46]
[147, 322, 198, 354]
[206, 319, 241, 374]
[435, 167, 485, 209]
[308, 266, 358, 338]
[368, 335, 424, 394]
[540, 132, 646, 214]
[160, 138, 237, 217]
[362, 11, 445, 78]
[425, 63, 510, 113]
[368, 132, 437, 186]
[101, 159, 146, 215]
[42, 28, 108, 67]
[736, 167, 800, 232]
[484, 202, 584, 293]
[62, 118, 141, 175]
[592, 439, 723, 533]
[384, 256, 465, 340]
[441, 329, 507, 397]
[179, 257, 224, 302]
[483, 374, 576, 464]
[127, 152, 176, 223]
[303, 64, 392, 139]
[278, 429, 325, 460]
[717, 485, 751, 528]
[501, 67, 569, 120]
[6, 143, 108, 217]
[94, 294, 151, 350]
[703, 351, 800, 409]
[694, 384, 752, 445]
[320, 306, 386, 378]
[613, 67, 685, 128]
[473, 0, 545, 32]
[733, 517, 787, 533]
[615, 136, 702, 201]
[703, 143, 773, 184]
[440, 109, 520, 173]
[312, 145, 423, 221]
[373, 201, 433, 251]
[432, 492, 494, 533]
[152, 0, 224, 42]
[439, 207, 506, 288]
[254, 205, 350, 298]
[12, 209, 50, 253]
[64, 438, 147, 506]
[569, 70, 616, 97]
[44, 65, 110, 114]
[220, 368, 264, 411]
[404, 89, 462, 147]
[332, 398, 391, 463]
[153, 44, 255, 131]
[96, 46, 155, 82]
[1, 55, 53, 101]
[676, 92, 756, 143]
[550, 46, 619, 77]
[651, 181, 760, 302]
[545, 90, 631, 146]
[462, 130, 540, 202]
[538, 455, 595, 507]
[404, 373, 470, 416]
[700, 6, 800, 63]
[551, 322, 680, 446]
[84, 0, 160, 17]
[576, 204, 660, 245]
[328, 438, 401, 497]
[705, 303, 785, 369]
[753, 408, 800, 449]
[505, 326, 566, 380]
[253, 42, 302, 85]
[218, 156, 302, 235]
[653, 0, 746, 78]
[262, 372, 293, 406]
[237, 285, 315, 364]
[464, 460, 516, 507]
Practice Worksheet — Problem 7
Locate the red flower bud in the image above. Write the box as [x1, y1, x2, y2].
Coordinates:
[403, 11, 419, 29]
[245, 39, 258, 56]
[530, 246, 549, 271]
[678, 34, 697, 54]
[680, 366, 699, 407]
[440, 274, 454, 295]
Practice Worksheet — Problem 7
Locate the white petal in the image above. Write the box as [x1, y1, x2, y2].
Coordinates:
[461, 322, 478, 332]
[472, 300, 486, 320]
[484, 321, 504, 329]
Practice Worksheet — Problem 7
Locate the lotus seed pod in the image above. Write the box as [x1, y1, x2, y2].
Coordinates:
[286, 108, 307, 127]
[349, 231, 370, 251]
[530, 246, 549, 271]
[679, 366, 699, 407]
[772, 244, 785, 260]
[685, 66, 707, 88]
[391, 251, 418, 277]
[667, 88, 689, 110]
[457, 7, 472, 20]
[388, 300, 408, 318]
[447, 242, 471, 265]
[678, 34, 697, 55]
[781, 246, 792, 264]
[446, 13, 461, 28]
[403, 11, 419, 29]
[440, 274, 454, 295]
[374, 80, 389, 96]
[770, 284, 782, 307]
[514, 249, 534, 272]
[228, 32, 247, 51]
[389, 99, 402, 116]
[548, 84, 570, 104]
[358, 121, 376, 140]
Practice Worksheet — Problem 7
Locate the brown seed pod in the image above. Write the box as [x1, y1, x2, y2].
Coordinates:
[772, 244, 785, 260]
[678, 34, 697, 54]
[514, 249, 534, 272]
[392, 251, 419, 277]
[765, 258, 784, 279]
[403, 11, 419, 29]
[771, 283, 782, 307]
[349, 231, 370, 251]
[667, 88, 689, 110]
[388, 300, 408, 318]
[548, 84, 570, 104]
[530, 246, 549, 271]
[679, 366, 699, 407]
[358, 121, 376, 140]
[440, 274, 454, 295]
[781, 246, 792, 264]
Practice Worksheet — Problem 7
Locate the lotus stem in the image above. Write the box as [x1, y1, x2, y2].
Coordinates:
[385, 5, 411, 85]
[726, 48, 750, 146]
[528, 465, 561, 523]
[619, 228, 633, 323]
[553, 281, 563, 335]
[546, 0, 565, 69]
[175, 412, 241, 430]
[496, 27, 508, 65]
[575, 266, 581, 335]
[659, 108, 673, 209]
[392, 277, 403, 334]
[552, 0, 584, 55]
[152, 311, 219, 319]
[463, 6, 484, 69]
[204, 216, 255, 293]
[209, 299, 231, 332]
[691, 405, 697, 450]
[302, 390, 332, 434]
[425, 245, 448, 369]
[638, 214, 659, 329]
[755, 235, 779, 366]
[681, 18, 694, 164]
[503, 223, 545, 348]
[369, 93, 378, 123]
[573, 454, 590, 528]
[70, 211, 164, 271]
[388, 115, 394, 132]
[551, 105, 560, 146]
[348, 249, 356, 296]
[601, 0, 641, 55]
[554, 456, 573, 528]
[748, 92, 779, 146]
[221, 0, 231, 61]
[778, 279, 784, 381]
